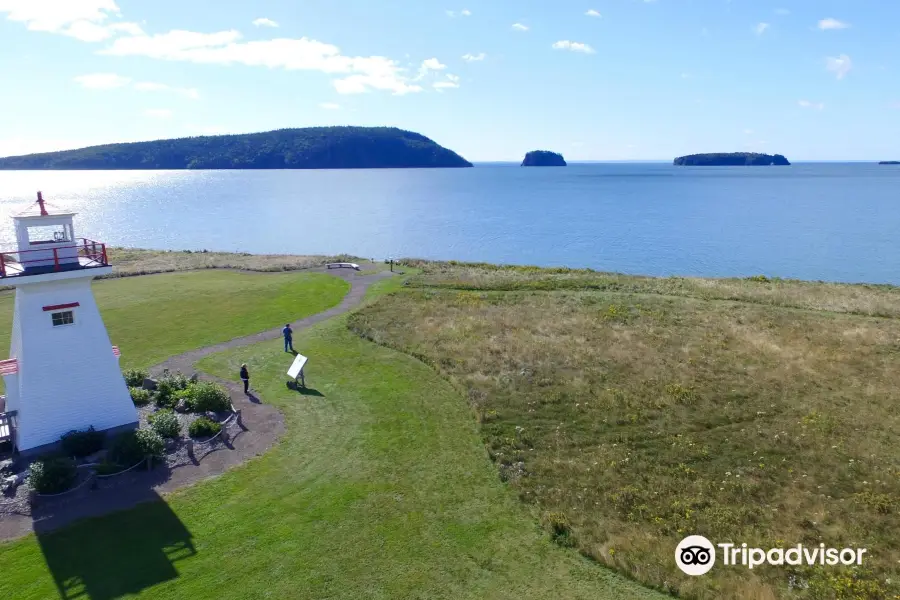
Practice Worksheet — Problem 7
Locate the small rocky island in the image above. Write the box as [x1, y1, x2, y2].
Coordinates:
[0, 126, 473, 170]
[878, 161, 900, 165]
[522, 150, 567, 167]
[674, 152, 791, 166]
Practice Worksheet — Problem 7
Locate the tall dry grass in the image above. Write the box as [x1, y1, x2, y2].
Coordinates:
[350, 263, 900, 599]
[104, 248, 365, 277]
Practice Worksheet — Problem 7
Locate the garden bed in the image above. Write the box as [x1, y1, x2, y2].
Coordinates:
[0, 371, 237, 513]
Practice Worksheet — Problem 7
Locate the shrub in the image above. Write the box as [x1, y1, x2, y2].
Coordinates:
[60, 426, 105, 458]
[28, 457, 78, 494]
[190, 381, 231, 413]
[148, 409, 181, 439]
[135, 428, 165, 458]
[130, 387, 152, 406]
[109, 428, 165, 466]
[122, 368, 148, 387]
[188, 417, 221, 439]
[155, 371, 191, 408]
[544, 511, 575, 547]
[95, 461, 125, 476]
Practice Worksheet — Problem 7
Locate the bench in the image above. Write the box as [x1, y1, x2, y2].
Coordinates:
[326, 262, 360, 271]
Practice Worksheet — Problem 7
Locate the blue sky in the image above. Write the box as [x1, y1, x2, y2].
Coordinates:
[0, 0, 898, 161]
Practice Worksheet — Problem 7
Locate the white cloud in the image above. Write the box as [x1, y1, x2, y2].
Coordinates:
[512, 23, 529, 31]
[462, 52, 486, 62]
[825, 54, 852, 79]
[461, 9, 471, 16]
[775, 8, 790, 16]
[0, 0, 142, 41]
[798, 99, 825, 110]
[101, 30, 426, 96]
[585, 9, 601, 18]
[754, 22, 770, 35]
[74, 73, 200, 98]
[421, 58, 446, 71]
[108, 21, 143, 35]
[319, 102, 341, 110]
[744, 129, 754, 134]
[445, 10, 455, 17]
[434, 74, 460, 90]
[446, 8, 471, 17]
[252, 17, 279, 28]
[143, 108, 172, 118]
[552, 40, 595, 54]
[74, 72, 131, 89]
[818, 18, 849, 30]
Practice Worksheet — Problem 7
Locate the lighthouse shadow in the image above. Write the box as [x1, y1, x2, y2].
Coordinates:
[35, 491, 195, 600]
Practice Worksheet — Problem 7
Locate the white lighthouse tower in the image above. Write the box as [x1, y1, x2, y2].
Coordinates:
[0, 192, 137, 455]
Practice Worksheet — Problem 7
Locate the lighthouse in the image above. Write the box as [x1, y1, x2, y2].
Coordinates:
[0, 192, 137, 456]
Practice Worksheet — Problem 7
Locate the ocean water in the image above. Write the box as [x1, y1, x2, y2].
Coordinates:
[0, 162, 898, 284]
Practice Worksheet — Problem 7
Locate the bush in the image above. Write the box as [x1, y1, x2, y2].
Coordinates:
[94, 461, 125, 476]
[122, 368, 149, 387]
[130, 387, 152, 406]
[190, 381, 231, 413]
[188, 417, 221, 439]
[60, 426, 105, 458]
[108, 428, 165, 466]
[148, 409, 181, 439]
[28, 457, 78, 494]
[544, 512, 575, 547]
[155, 371, 191, 408]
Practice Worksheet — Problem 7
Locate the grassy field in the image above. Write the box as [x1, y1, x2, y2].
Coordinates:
[0, 270, 349, 392]
[0, 271, 664, 600]
[348, 262, 900, 600]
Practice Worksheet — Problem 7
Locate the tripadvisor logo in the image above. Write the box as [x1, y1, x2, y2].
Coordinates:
[675, 535, 867, 576]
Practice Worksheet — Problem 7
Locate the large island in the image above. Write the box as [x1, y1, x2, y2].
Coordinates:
[674, 152, 791, 166]
[522, 151, 567, 167]
[0, 126, 473, 170]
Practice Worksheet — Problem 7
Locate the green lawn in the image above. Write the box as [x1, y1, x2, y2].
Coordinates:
[0, 270, 349, 392]
[0, 269, 664, 600]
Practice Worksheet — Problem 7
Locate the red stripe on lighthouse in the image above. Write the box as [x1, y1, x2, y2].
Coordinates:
[42, 302, 80, 311]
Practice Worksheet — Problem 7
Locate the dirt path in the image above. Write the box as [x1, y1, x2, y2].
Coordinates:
[151, 265, 391, 375]
[0, 265, 395, 541]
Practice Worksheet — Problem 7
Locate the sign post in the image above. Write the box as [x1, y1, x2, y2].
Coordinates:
[287, 353, 308, 388]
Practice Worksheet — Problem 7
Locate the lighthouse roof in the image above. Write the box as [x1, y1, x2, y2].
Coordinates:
[13, 193, 75, 219]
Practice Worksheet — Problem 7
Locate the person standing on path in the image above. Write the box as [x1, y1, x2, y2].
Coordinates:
[282, 323, 295, 353]
[240, 364, 250, 394]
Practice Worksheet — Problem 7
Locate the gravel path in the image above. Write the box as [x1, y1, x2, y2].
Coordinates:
[0, 264, 394, 541]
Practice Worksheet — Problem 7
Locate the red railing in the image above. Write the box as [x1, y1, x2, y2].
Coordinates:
[0, 238, 108, 278]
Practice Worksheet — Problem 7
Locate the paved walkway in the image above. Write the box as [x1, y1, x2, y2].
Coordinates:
[0, 264, 394, 541]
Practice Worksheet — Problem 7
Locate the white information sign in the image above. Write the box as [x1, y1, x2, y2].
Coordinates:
[287, 353, 308, 380]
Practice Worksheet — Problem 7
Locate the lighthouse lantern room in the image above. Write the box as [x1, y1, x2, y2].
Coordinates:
[0, 192, 138, 455]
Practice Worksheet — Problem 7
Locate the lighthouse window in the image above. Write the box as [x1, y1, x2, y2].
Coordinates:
[51, 311, 75, 327]
[27, 224, 72, 245]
